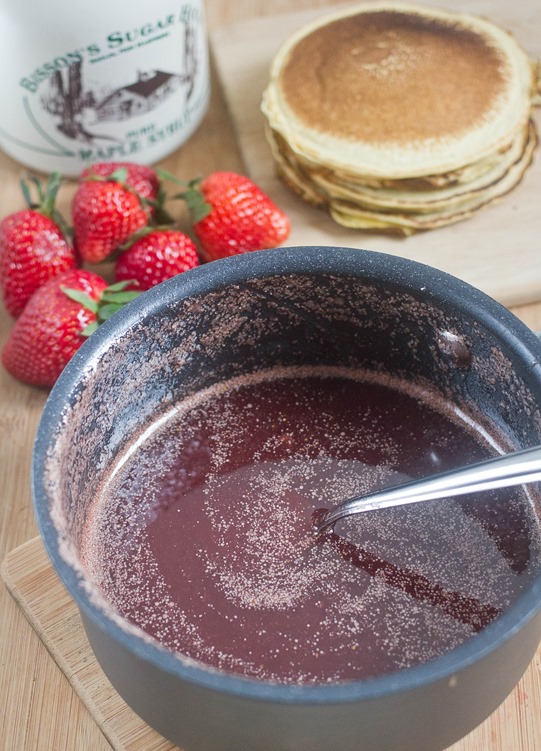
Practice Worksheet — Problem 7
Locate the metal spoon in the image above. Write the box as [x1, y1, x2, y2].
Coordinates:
[314, 444, 541, 534]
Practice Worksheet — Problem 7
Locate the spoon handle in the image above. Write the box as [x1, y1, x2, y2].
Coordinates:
[316, 444, 541, 533]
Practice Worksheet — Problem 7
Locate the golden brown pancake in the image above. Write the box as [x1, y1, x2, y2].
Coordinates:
[263, 3, 534, 177]
[330, 123, 537, 233]
[261, 3, 537, 233]
[268, 120, 533, 212]
[280, 12, 507, 145]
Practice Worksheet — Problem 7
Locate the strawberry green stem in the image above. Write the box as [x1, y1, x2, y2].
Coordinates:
[20, 171, 72, 241]
[84, 167, 128, 184]
[157, 170, 211, 224]
[20, 171, 63, 215]
[156, 169, 191, 187]
[62, 280, 141, 337]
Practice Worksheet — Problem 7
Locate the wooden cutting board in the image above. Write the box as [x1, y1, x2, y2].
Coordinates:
[210, 0, 541, 308]
[2, 535, 541, 751]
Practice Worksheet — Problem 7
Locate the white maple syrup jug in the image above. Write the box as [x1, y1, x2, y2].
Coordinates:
[0, 0, 210, 174]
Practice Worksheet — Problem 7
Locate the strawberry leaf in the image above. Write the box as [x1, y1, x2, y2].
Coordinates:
[107, 167, 129, 184]
[119, 226, 155, 250]
[174, 183, 211, 224]
[103, 280, 136, 292]
[81, 321, 99, 337]
[86, 167, 129, 185]
[98, 302, 125, 321]
[156, 169, 190, 187]
[28, 175, 45, 207]
[51, 208, 74, 242]
[20, 172, 73, 243]
[64, 280, 141, 339]
[41, 172, 63, 214]
[20, 177, 34, 209]
[62, 287, 99, 314]
[145, 195, 176, 226]
[158, 170, 212, 221]
[101, 289, 141, 304]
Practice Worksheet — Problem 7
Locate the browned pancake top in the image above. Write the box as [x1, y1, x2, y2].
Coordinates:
[279, 10, 510, 145]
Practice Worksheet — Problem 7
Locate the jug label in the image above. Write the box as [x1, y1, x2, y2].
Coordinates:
[0, 3, 209, 173]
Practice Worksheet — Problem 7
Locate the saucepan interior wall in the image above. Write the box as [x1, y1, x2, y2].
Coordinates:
[42, 270, 541, 565]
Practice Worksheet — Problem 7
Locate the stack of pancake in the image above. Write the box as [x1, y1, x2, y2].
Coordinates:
[261, 3, 538, 234]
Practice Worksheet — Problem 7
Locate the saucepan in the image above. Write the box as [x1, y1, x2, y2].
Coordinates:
[32, 246, 541, 751]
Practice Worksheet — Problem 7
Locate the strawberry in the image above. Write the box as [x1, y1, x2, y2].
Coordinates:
[80, 162, 159, 208]
[73, 165, 155, 263]
[2, 269, 139, 387]
[177, 171, 291, 262]
[115, 229, 199, 291]
[0, 172, 77, 317]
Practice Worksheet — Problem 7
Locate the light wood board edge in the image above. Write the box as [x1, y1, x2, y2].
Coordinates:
[2, 538, 177, 751]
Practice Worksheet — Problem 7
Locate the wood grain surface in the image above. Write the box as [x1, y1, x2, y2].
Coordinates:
[1, 2, 541, 750]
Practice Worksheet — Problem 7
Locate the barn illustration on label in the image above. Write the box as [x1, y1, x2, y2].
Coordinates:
[39, 23, 198, 144]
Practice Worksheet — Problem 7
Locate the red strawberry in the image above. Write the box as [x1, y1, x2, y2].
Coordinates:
[73, 165, 153, 263]
[80, 162, 159, 208]
[179, 171, 291, 262]
[1, 269, 138, 387]
[115, 229, 199, 291]
[0, 172, 77, 317]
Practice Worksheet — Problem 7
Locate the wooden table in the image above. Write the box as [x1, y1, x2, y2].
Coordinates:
[1, 2, 540, 749]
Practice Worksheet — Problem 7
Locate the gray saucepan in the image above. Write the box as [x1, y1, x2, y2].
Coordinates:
[32, 246, 541, 751]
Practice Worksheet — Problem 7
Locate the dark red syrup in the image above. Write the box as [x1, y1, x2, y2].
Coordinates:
[82, 368, 541, 685]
